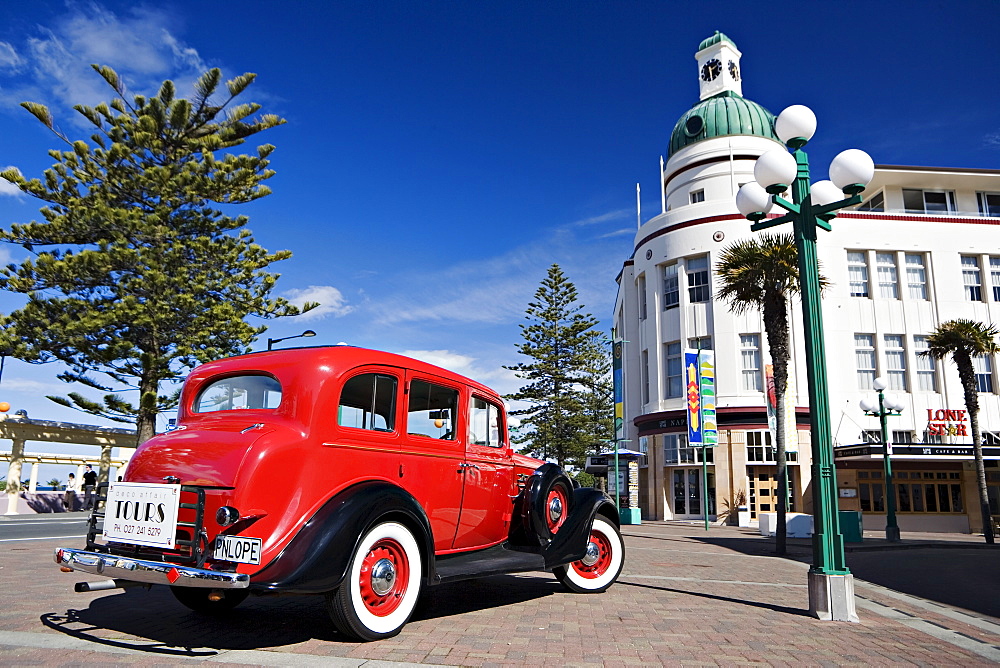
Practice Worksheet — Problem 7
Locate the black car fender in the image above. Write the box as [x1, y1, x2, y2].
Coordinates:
[249, 480, 434, 594]
[541, 487, 619, 570]
[514, 462, 575, 545]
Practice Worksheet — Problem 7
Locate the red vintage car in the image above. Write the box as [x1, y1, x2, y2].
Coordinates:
[55, 346, 624, 640]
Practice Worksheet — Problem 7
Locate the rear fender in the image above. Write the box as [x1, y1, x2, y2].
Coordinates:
[542, 488, 618, 570]
[249, 481, 434, 594]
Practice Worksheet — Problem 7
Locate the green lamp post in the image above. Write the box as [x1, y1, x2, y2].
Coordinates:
[860, 377, 905, 542]
[736, 104, 875, 623]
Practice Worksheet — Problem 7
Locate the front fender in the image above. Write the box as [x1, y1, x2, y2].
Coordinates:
[542, 487, 618, 569]
[249, 481, 434, 594]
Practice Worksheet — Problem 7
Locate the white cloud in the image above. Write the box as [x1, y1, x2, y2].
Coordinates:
[569, 208, 632, 227]
[283, 285, 354, 320]
[0, 41, 23, 71]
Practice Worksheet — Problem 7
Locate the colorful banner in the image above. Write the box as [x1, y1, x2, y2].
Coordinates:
[686, 349, 717, 446]
[613, 340, 624, 440]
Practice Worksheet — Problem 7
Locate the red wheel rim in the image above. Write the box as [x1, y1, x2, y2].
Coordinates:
[546, 486, 569, 534]
[359, 538, 410, 616]
[571, 529, 613, 579]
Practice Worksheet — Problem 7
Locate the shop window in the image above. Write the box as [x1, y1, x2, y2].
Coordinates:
[962, 256, 983, 302]
[905, 253, 927, 300]
[847, 251, 869, 297]
[687, 255, 711, 303]
[861, 470, 964, 514]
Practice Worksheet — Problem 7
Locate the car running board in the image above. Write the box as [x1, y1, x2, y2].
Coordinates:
[432, 544, 545, 585]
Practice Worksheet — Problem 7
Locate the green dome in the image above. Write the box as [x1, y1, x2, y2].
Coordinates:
[697, 31, 735, 52]
[668, 92, 779, 156]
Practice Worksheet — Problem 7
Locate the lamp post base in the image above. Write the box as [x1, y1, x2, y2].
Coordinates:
[808, 571, 859, 623]
[885, 526, 900, 542]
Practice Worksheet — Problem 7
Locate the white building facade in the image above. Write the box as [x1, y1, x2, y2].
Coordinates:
[614, 32, 1000, 534]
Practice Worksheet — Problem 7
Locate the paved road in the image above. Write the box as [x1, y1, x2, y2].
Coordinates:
[0, 513, 89, 542]
[2, 516, 1000, 666]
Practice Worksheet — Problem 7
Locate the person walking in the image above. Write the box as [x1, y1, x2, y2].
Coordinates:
[82, 464, 98, 510]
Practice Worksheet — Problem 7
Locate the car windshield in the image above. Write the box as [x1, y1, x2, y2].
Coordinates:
[194, 375, 282, 413]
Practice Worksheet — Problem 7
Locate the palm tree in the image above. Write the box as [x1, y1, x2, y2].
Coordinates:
[923, 319, 1000, 545]
[716, 233, 825, 555]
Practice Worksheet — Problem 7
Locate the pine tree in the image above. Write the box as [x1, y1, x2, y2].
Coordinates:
[0, 65, 315, 445]
[505, 264, 611, 468]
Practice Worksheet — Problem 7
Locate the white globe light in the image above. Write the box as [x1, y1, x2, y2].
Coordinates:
[754, 149, 798, 190]
[810, 180, 843, 207]
[887, 397, 905, 413]
[736, 181, 773, 218]
[775, 105, 817, 145]
[859, 398, 876, 413]
[872, 376, 888, 391]
[829, 149, 875, 192]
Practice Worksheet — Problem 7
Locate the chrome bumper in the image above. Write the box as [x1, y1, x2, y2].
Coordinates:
[54, 547, 249, 589]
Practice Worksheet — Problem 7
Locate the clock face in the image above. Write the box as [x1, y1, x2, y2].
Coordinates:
[700, 58, 722, 82]
[728, 60, 739, 81]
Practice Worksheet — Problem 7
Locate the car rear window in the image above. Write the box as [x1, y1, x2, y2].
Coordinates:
[194, 375, 282, 413]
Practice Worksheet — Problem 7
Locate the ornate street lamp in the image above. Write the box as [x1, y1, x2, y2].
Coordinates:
[267, 329, 316, 351]
[736, 104, 874, 623]
[860, 377, 905, 542]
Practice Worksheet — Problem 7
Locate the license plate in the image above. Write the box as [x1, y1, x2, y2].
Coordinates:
[214, 535, 262, 565]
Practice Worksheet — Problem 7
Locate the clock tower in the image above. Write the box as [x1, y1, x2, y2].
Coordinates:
[695, 31, 743, 101]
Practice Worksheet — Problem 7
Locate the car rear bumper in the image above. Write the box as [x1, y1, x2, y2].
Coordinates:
[54, 547, 249, 589]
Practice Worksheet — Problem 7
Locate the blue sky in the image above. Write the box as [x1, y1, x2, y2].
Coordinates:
[1, 1, 999, 469]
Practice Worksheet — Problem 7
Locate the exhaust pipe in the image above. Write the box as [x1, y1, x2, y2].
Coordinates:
[74, 579, 144, 592]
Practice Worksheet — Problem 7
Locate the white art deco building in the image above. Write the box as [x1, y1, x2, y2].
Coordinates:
[614, 32, 1000, 534]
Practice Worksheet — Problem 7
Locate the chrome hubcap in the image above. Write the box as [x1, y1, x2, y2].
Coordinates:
[581, 540, 600, 566]
[548, 496, 563, 523]
[370, 558, 396, 595]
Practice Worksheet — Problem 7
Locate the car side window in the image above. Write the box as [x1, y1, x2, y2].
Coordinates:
[407, 379, 458, 440]
[469, 397, 503, 448]
[338, 373, 397, 432]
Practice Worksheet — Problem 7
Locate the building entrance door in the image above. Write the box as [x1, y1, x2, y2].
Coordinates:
[671, 468, 714, 519]
[747, 466, 795, 519]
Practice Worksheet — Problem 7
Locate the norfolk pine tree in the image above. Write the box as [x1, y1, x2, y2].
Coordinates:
[505, 264, 612, 469]
[0, 66, 315, 445]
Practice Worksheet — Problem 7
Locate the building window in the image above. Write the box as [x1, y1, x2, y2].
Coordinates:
[745, 431, 798, 463]
[858, 470, 964, 514]
[892, 430, 913, 444]
[687, 256, 711, 303]
[688, 336, 712, 350]
[663, 263, 679, 309]
[855, 334, 876, 390]
[984, 432, 1000, 445]
[641, 350, 650, 404]
[862, 430, 882, 444]
[847, 251, 869, 297]
[690, 189, 705, 204]
[876, 252, 899, 299]
[974, 354, 995, 393]
[991, 257, 1000, 301]
[978, 192, 1000, 217]
[664, 342, 682, 398]
[905, 253, 927, 300]
[741, 334, 762, 391]
[903, 188, 956, 214]
[913, 335, 937, 391]
[664, 433, 702, 465]
[884, 334, 907, 391]
[923, 429, 944, 444]
[638, 275, 647, 320]
[962, 256, 983, 301]
[857, 191, 884, 212]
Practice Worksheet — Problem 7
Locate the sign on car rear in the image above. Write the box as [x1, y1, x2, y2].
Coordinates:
[103, 482, 181, 549]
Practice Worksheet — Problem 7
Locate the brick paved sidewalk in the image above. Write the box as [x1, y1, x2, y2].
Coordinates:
[2, 522, 999, 666]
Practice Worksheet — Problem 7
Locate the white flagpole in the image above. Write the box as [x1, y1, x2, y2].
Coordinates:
[636, 183, 641, 229]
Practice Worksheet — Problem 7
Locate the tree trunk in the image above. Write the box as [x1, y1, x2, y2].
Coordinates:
[136, 373, 159, 447]
[957, 354, 994, 544]
[774, 386, 788, 555]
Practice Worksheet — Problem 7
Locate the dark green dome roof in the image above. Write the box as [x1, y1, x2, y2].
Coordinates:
[697, 31, 735, 52]
[668, 92, 779, 156]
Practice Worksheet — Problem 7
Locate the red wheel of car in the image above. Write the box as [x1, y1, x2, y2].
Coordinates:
[554, 517, 624, 593]
[358, 537, 410, 616]
[327, 521, 422, 641]
[545, 484, 570, 534]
